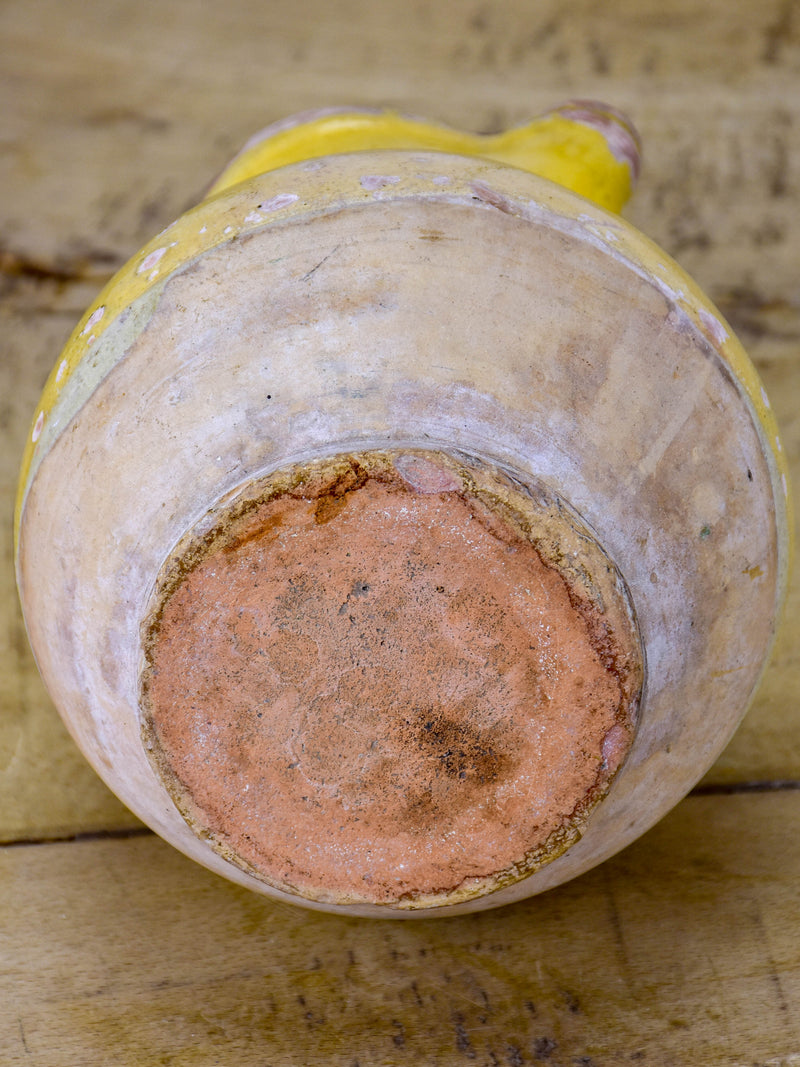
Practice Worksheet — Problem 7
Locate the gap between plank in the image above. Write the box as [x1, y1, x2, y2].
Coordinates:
[2, 782, 800, 849]
[1, 826, 154, 849]
[691, 779, 800, 796]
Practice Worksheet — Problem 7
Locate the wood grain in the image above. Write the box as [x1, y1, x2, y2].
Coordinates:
[2, 792, 799, 1066]
[1, 0, 798, 1061]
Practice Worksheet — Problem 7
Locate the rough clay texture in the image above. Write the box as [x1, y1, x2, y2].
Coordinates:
[143, 452, 641, 907]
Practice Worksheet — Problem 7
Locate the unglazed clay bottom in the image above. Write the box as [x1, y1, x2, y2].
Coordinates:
[142, 450, 642, 908]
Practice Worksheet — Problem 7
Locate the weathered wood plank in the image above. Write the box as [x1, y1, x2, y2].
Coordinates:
[0, 0, 797, 292]
[2, 791, 800, 1065]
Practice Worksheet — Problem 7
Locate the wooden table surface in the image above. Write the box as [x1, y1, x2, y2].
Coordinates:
[2, 1, 799, 1063]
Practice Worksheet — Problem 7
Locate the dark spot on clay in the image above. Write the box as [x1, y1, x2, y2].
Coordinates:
[314, 492, 351, 525]
[700, 525, 711, 539]
[414, 712, 512, 784]
[399, 711, 517, 828]
[220, 511, 284, 554]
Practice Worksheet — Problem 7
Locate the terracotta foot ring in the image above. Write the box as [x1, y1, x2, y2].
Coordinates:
[141, 449, 643, 908]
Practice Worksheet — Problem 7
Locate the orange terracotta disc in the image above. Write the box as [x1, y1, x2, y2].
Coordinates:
[141, 450, 642, 908]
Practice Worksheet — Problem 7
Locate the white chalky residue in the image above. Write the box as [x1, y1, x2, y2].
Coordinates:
[360, 174, 401, 192]
[137, 247, 168, 274]
[431, 175, 451, 185]
[393, 454, 461, 494]
[80, 306, 105, 335]
[761, 386, 771, 409]
[690, 482, 727, 526]
[32, 411, 44, 443]
[660, 281, 687, 304]
[55, 359, 68, 383]
[223, 226, 234, 235]
[259, 193, 299, 212]
[583, 219, 621, 247]
[699, 309, 728, 346]
[244, 212, 264, 224]
[783, 474, 788, 497]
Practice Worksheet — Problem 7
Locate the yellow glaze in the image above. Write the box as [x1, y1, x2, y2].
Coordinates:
[209, 110, 636, 214]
